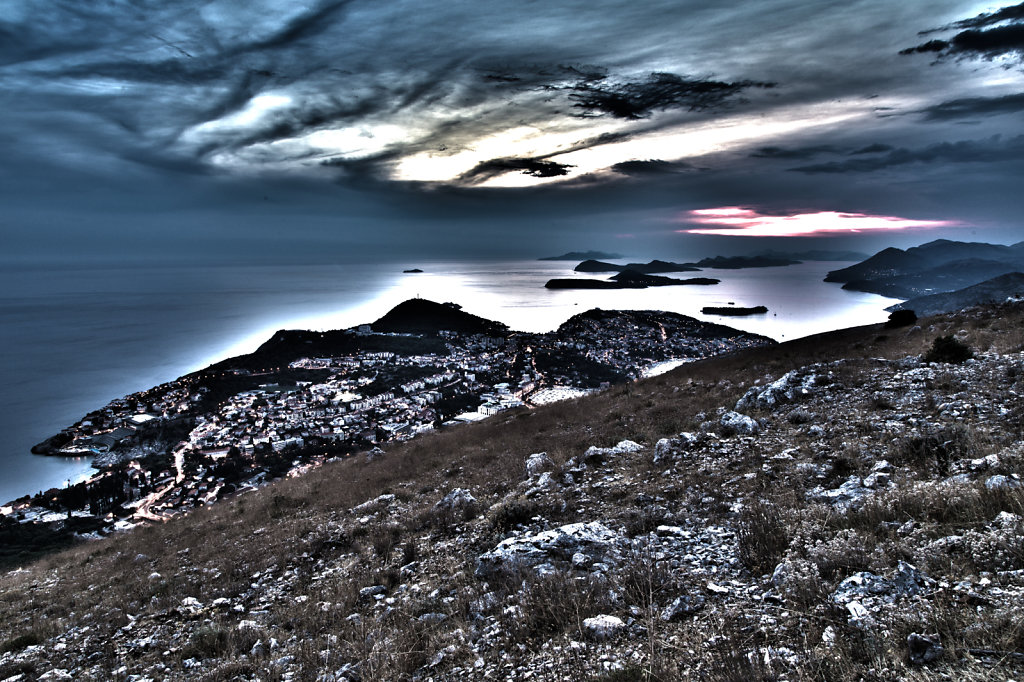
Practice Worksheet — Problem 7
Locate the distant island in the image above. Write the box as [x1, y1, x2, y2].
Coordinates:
[403, 268, 424, 273]
[695, 255, 800, 269]
[702, 305, 769, 316]
[539, 250, 624, 261]
[574, 259, 699, 273]
[756, 249, 869, 262]
[571, 255, 806, 273]
[825, 238, 1024, 298]
[547, 270, 720, 289]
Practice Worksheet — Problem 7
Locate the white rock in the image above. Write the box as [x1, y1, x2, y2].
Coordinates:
[435, 488, 477, 510]
[476, 521, 620, 577]
[720, 411, 759, 435]
[985, 475, 1021, 490]
[525, 452, 555, 476]
[583, 614, 625, 640]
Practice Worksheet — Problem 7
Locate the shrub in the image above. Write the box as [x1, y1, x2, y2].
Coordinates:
[889, 425, 974, 475]
[0, 632, 40, 654]
[924, 335, 973, 364]
[488, 497, 539, 534]
[737, 499, 789, 576]
[182, 623, 230, 660]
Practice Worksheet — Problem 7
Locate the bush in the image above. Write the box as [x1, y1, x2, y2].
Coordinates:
[737, 499, 789, 576]
[924, 335, 973, 364]
[0, 632, 40, 654]
[488, 497, 539, 534]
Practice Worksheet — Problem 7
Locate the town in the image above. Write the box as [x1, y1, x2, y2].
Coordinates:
[1, 301, 773, 555]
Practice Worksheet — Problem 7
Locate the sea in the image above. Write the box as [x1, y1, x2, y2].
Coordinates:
[0, 259, 902, 505]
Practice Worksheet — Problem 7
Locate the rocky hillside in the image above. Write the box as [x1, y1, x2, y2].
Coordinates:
[2, 304, 1024, 681]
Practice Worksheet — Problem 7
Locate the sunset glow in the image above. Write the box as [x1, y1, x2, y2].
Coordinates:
[678, 207, 959, 237]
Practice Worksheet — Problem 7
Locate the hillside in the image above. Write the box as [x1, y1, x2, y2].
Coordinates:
[889, 272, 1024, 316]
[2, 303, 1024, 680]
[371, 299, 509, 336]
[826, 239, 1024, 298]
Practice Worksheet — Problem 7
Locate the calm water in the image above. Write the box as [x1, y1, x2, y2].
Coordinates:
[0, 259, 900, 504]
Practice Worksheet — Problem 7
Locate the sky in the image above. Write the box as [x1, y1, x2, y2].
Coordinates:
[2, 0, 1024, 264]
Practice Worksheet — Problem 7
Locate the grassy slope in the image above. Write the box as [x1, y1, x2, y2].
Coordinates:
[2, 304, 1024, 680]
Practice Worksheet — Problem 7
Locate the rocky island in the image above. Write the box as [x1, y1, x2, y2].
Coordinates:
[573, 259, 700, 274]
[702, 305, 769, 316]
[546, 270, 720, 289]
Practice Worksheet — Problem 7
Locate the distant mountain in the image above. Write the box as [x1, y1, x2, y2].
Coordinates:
[826, 239, 1024, 299]
[696, 255, 800, 269]
[887, 272, 1024, 316]
[539, 250, 624, 261]
[757, 249, 869, 261]
[573, 259, 699, 273]
[372, 299, 510, 336]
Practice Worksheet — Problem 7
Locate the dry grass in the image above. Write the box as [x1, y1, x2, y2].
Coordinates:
[3, 302, 1024, 680]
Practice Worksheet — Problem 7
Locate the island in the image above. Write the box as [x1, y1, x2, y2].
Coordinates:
[403, 268, 424, 273]
[546, 270, 720, 289]
[701, 305, 769, 316]
[539, 250, 624, 261]
[574, 259, 700, 273]
[695, 255, 800, 269]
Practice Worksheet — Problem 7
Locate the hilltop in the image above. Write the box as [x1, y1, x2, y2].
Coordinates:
[2, 302, 1024, 681]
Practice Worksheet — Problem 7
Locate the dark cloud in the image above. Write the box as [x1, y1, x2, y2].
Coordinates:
[1, 0, 1022, 265]
[750, 145, 839, 159]
[849, 143, 894, 155]
[917, 92, 1024, 121]
[568, 72, 773, 119]
[902, 3, 1024, 61]
[927, 2, 1024, 32]
[611, 159, 697, 175]
[791, 135, 1024, 173]
[459, 158, 574, 183]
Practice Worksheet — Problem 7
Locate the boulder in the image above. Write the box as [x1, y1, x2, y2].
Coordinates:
[525, 452, 555, 476]
[720, 411, 760, 436]
[435, 488, 477, 512]
[736, 369, 818, 411]
[660, 594, 706, 621]
[476, 521, 621, 578]
[583, 614, 625, 640]
[907, 633, 943, 665]
[653, 432, 699, 463]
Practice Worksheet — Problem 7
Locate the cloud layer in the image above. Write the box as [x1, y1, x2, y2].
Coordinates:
[1, 0, 1023, 261]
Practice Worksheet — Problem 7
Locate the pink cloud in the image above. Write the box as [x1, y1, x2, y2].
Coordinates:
[677, 207, 959, 237]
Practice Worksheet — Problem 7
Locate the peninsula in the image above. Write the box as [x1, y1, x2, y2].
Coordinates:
[6, 299, 770, 556]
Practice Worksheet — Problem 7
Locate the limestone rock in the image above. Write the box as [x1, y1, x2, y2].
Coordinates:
[720, 411, 759, 436]
[475, 521, 621, 578]
[583, 614, 625, 640]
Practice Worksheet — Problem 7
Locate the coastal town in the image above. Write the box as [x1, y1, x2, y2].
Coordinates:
[1, 300, 772, 556]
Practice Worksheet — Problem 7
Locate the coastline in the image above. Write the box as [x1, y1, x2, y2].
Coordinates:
[0, 259, 901, 505]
